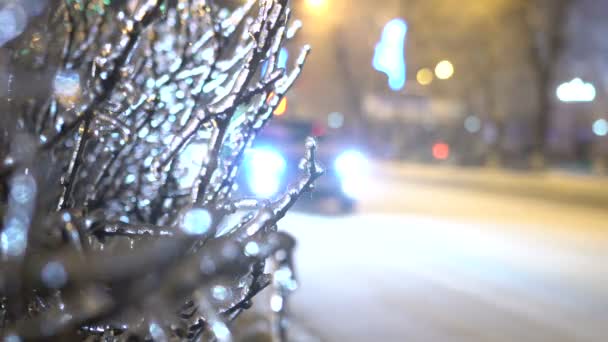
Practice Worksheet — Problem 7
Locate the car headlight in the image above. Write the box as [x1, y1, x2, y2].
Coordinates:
[334, 150, 368, 198]
[246, 148, 286, 197]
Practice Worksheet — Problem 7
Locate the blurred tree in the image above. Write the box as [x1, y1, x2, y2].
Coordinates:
[518, 0, 574, 167]
[404, 0, 575, 166]
[405, 0, 524, 164]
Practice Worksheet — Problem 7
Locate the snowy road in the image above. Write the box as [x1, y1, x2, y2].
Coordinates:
[280, 166, 608, 341]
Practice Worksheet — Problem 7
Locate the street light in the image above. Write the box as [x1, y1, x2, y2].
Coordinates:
[556, 78, 596, 103]
[435, 60, 454, 80]
[306, 0, 328, 11]
[416, 68, 433, 86]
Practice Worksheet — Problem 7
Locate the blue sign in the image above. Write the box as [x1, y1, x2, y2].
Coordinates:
[373, 18, 407, 91]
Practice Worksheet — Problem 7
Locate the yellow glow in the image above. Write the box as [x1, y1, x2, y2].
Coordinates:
[416, 68, 434, 86]
[306, 0, 328, 11]
[435, 60, 455, 80]
[274, 97, 288, 116]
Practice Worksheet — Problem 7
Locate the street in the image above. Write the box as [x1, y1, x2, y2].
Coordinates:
[281, 163, 608, 341]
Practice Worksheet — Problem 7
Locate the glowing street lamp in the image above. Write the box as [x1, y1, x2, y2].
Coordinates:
[435, 60, 454, 80]
[556, 78, 596, 103]
[306, 0, 328, 12]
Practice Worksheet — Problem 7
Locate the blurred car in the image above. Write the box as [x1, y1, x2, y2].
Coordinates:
[238, 118, 368, 213]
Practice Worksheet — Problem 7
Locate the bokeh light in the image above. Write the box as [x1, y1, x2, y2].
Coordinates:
[328, 112, 345, 129]
[464, 115, 482, 133]
[306, 0, 328, 12]
[41, 261, 68, 289]
[274, 97, 288, 116]
[181, 208, 213, 236]
[435, 60, 454, 80]
[416, 68, 434, 86]
[556, 78, 596, 103]
[246, 148, 287, 197]
[432, 142, 450, 160]
[592, 119, 608, 137]
[373, 18, 408, 91]
[0, 3, 27, 47]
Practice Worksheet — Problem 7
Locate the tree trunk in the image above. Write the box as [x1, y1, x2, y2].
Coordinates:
[532, 72, 551, 168]
[333, 27, 367, 144]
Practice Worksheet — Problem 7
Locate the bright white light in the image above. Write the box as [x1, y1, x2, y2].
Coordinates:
[270, 294, 283, 312]
[244, 241, 260, 256]
[341, 177, 361, 199]
[250, 173, 282, 198]
[435, 60, 454, 80]
[211, 285, 229, 301]
[306, 0, 327, 10]
[593, 119, 608, 137]
[373, 18, 407, 91]
[211, 322, 231, 341]
[335, 150, 367, 176]
[335, 150, 368, 199]
[556, 78, 596, 103]
[247, 148, 286, 197]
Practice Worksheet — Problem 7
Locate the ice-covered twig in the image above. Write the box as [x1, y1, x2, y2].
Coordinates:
[0, 0, 314, 339]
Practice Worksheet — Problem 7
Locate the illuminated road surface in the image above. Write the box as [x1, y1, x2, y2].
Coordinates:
[281, 169, 608, 341]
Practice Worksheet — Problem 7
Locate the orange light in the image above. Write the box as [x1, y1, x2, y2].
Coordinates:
[266, 92, 276, 103]
[432, 142, 450, 160]
[273, 97, 288, 116]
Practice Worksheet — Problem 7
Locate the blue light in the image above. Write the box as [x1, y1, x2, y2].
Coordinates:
[41, 261, 68, 289]
[593, 119, 608, 137]
[181, 208, 213, 236]
[261, 47, 289, 77]
[335, 150, 368, 198]
[373, 18, 407, 91]
[246, 148, 287, 197]
[278, 48, 288, 69]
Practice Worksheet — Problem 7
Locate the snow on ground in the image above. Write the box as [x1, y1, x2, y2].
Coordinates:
[278, 165, 608, 341]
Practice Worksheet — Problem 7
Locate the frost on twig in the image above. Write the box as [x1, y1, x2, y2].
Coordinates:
[0, 0, 317, 340]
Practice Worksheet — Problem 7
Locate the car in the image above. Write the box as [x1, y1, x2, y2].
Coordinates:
[237, 119, 368, 213]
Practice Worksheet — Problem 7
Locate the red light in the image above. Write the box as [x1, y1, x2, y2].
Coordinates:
[432, 142, 450, 160]
[312, 122, 326, 137]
